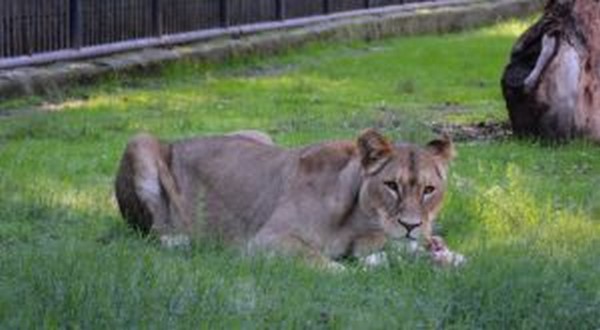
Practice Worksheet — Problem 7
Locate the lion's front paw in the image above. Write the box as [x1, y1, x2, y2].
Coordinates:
[428, 236, 466, 267]
[160, 234, 191, 249]
[360, 251, 389, 269]
[324, 260, 347, 273]
[431, 248, 466, 267]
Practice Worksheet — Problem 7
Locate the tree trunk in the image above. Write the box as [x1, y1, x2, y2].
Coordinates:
[501, 0, 600, 141]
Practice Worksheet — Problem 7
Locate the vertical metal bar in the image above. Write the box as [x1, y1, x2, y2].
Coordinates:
[164, 0, 170, 34]
[0, 0, 4, 57]
[53, 0, 58, 49]
[192, 0, 198, 29]
[145, 0, 150, 36]
[14, 0, 21, 56]
[121, 0, 126, 40]
[134, 0, 138, 38]
[21, 0, 31, 55]
[15, 0, 21, 55]
[115, 0, 119, 41]
[323, 0, 331, 14]
[63, 0, 67, 48]
[6, 0, 11, 56]
[40, 0, 45, 52]
[134, 0, 139, 38]
[142, 0, 147, 36]
[165, 0, 171, 33]
[90, 0, 96, 45]
[114, 0, 119, 42]
[137, 0, 142, 38]
[364, 0, 371, 9]
[275, 0, 285, 20]
[31, 0, 37, 54]
[12, 0, 18, 55]
[131, 0, 136, 38]
[130, 0, 135, 38]
[86, 0, 91, 45]
[115, 0, 121, 41]
[53, 0, 58, 50]
[1, 0, 5, 56]
[132, 0, 136, 38]
[63, 0, 68, 49]
[7, 0, 11, 56]
[220, 0, 229, 27]
[95, 0, 100, 45]
[69, 0, 82, 48]
[61, 0, 66, 49]
[38, 0, 43, 52]
[108, 0, 112, 42]
[4, 0, 8, 55]
[38, 0, 43, 53]
[140, 0, 145, 37]
[50, 0, 54, 50]
[108, 0, 113, 42]
[57, 0, 62, 50]
[24, 0, 29, 55]
[197, 0, 203, 29]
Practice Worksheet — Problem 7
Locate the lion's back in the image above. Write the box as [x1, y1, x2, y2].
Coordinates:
[170, 136, 294, 242]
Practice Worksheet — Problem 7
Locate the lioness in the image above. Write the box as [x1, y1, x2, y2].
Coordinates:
[115, 129, 461, 268]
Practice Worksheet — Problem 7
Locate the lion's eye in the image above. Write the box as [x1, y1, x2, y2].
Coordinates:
[423, 186, 435, 195]
[384, 181, 399, 192]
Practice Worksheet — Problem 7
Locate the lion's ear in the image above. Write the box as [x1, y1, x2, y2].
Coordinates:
[426, 134, 455, 163]
[357, 129, 393, 174]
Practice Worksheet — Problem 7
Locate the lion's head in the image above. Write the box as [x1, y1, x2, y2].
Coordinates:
[356, 129, 455, 243]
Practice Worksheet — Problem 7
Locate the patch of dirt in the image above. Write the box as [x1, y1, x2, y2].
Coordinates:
[430, 121, 512, 142]
[0, 102, 76, 119]
[0, 107, 46, 118]
[0, 98, 90, 119]
[428, 101, 468, 113]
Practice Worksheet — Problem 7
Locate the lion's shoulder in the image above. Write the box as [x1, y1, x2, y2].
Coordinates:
[298, 141, 357, 174]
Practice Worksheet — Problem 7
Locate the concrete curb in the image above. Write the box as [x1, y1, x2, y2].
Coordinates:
[0, 0, 543, 100]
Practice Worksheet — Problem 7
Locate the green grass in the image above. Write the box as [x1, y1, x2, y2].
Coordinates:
[2, 18, 600, 328]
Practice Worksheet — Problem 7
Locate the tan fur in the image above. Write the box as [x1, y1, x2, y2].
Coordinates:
[115, 129, 455, 268]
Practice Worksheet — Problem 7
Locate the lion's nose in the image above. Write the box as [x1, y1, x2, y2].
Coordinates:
[398, 219, 422, 233]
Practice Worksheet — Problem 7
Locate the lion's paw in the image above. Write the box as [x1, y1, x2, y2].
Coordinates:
[428, 236, 466, 267]
[360, 251, 389, 269]
[431, 249, 467, 267]
[325, 260, 347, 273]
[160, 234, 191, 249]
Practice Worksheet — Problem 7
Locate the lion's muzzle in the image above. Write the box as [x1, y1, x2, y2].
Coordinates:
[397, 216, 422, 239]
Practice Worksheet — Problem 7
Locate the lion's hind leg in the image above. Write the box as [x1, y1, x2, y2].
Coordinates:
[115, 133, 173, 238]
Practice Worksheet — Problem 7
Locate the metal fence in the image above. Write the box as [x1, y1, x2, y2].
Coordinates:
[0, 0, 430, 59]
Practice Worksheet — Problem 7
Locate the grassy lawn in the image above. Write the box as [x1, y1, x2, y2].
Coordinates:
[1, 18, 600, 328]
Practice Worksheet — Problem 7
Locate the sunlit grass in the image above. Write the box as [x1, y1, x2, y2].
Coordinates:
[2, 16, 600, 327]
[477, 16, 539, 38]
[464, 163, 600, 255]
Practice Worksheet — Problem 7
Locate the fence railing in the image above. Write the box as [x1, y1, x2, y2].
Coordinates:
[0, 0, 431, 61]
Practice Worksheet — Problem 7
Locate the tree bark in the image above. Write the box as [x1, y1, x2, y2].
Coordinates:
[501, 0, 600, 141]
